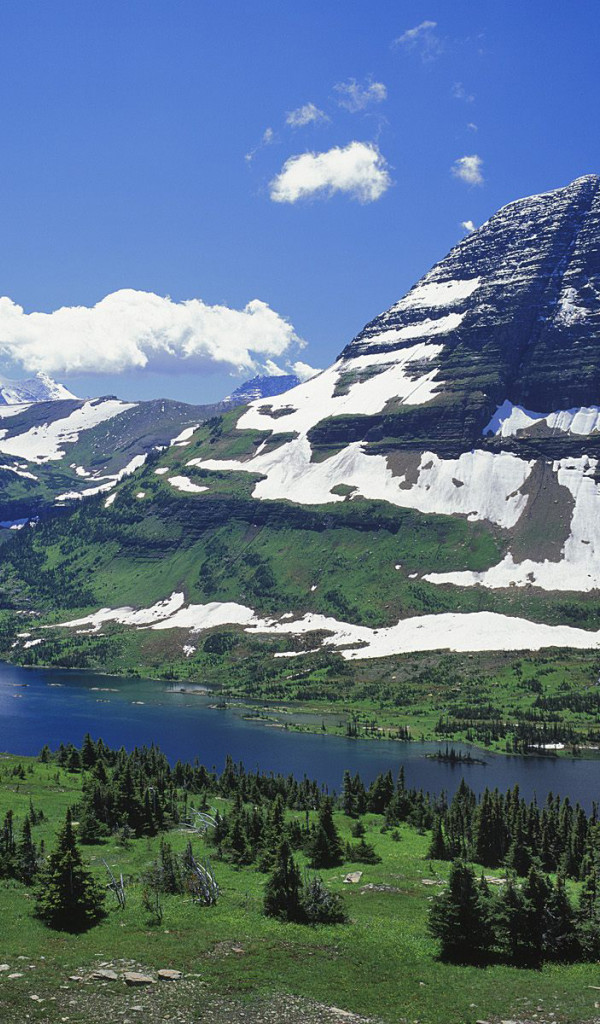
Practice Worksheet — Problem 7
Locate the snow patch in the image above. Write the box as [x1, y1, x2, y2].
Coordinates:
[391, 278, 480, 311]
[0, 399, 136, 462]
[52, 593, 600, 658]
[426, 456, 600, 592]
[170, 425, 198, 446]
[167, 476, 208, 494]
[484, 400, 600, 438]
[53, 592, 187, 632]
[230, 341, 444, 438]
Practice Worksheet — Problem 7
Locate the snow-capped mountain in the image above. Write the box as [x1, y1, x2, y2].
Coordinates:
[189, 175, 600, 596]
[0, 372, 78, 405]
[224, 374, 300, 406]
[4, 175, 600, 671]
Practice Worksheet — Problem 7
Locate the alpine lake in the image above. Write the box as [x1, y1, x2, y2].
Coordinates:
[1, 660, 599, 809]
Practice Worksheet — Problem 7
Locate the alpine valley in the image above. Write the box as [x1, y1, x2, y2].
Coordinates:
[3, 175, 600, 754]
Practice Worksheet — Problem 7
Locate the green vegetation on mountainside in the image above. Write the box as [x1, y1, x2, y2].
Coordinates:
[0, 410, 599, 755]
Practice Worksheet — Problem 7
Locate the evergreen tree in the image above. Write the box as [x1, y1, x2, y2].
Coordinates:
[577, 866, 600, 960]
[306, 798, 343, 868]
[518, 865, 553, 966]
[263, 840, 303, 922]
[496, 874, 529, 963]
[17, 817, 38, 885]
[35, 810, 105, 932]
[301, 875, 347, 924]
[427, 818, 446, 861]
[346, 838, 381, 864]
[428, 860, 493, 963]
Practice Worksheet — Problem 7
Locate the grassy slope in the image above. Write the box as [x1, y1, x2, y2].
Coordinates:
[0, 751, 596, 1024]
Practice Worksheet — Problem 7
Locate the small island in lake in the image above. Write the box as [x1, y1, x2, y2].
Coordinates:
[426, 745, 487, 766]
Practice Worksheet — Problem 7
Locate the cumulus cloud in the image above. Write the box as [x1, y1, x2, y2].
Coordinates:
[269, 141, 391, 204]
[451, 154, 484, 186]
[0, 290, 304, 377]
[334, 78, 387, 112]
[292, 360, 320, 382]
[286, 103, 329, 128]
[461, 219, 476, 233]
[393, 21, 442, 61]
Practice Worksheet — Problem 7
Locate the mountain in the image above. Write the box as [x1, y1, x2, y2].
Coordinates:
[224, 373, 300, 406]
[2, 176, 600, 742]
[0, 370, 303, 522]
[0, 371, 78, 405]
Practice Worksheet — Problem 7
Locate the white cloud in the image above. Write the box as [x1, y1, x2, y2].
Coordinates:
[451, 154, 484, 186]
[286, 103, 329, 128]
[452, 82, 474, 103]
[292, 360, 320, 382]
[393, 21, 442, 61]
[461, 220, 476, 233]
[467, 122, 478, 132]
[334, 78, 387, 113]
[245, 127, 275, 163]
[264, 359, 288, 377]
[0, 290, 304, 377]
[269, 142, 391, 204]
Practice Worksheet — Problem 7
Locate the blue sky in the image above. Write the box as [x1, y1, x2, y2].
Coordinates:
[0, 0, 598, 404]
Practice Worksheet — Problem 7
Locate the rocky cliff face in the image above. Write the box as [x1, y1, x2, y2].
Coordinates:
[338, 174, 600, 451]
[188, 176, 600, 596]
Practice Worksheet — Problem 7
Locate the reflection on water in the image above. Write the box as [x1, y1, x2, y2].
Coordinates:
[0, 662, 599, 809]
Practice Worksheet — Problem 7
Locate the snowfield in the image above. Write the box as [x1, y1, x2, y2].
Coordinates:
[52, 594, 600, 658]
[484, 400, 600, 438]
[0, 399, 136, 462]
[228, 340, 445, 437]
[426, 456, 600, 592]
[192, 439, 533, 529]
[389, 277, 481, 312]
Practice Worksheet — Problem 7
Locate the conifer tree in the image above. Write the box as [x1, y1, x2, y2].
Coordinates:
[17, 817, 38, 885]
[35, 810, 105, 932]
[263, 839, 303, 922]
[427, 818, 446, 861]
[428, 860, 493, 963]
[544, 874, 579, 962]
[306, 797, 343, 868]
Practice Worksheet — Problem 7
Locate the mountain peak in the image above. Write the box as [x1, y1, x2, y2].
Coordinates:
[224, 373, 300, 407]
[0, 372, 78, 405]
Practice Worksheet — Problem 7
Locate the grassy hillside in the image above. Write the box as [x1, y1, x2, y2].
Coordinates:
[0, 749, 597, 1024]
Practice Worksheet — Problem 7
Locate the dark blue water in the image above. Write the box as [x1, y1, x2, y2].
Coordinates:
[1, 662, 599, 809]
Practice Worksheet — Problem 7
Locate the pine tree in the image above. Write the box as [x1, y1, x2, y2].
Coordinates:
[428, 859, 493, 963]
[427, 818, 447, 861]
[577, 866, 600, 960]
[301, 875, 347, 924]
[17, 817, 38, 885]
[496, 874, 529, 963]
[518, 865, 553, 966]
[544, 874, 579, 962]
[263, 839, 303, 922]
[35, 810, 105, 932]
[306, 798, 343, 868]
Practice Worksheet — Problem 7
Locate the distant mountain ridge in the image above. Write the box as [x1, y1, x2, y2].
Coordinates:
[224, 374, 301, 406]
[0, 371, 77, 405]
